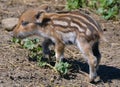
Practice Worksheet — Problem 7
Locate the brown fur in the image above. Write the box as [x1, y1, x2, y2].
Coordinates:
[12, 7, 105, 82]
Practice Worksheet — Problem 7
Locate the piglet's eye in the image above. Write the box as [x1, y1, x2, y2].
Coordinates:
[22, 21, 29, 26]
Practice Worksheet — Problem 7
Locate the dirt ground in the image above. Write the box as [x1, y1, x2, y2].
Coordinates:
[0, 0, 120, 87]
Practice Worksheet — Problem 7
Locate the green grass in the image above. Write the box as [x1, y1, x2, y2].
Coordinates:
[66, 0, 120, 20]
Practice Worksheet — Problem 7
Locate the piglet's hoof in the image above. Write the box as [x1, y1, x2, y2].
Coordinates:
[89, 76, 100, 83]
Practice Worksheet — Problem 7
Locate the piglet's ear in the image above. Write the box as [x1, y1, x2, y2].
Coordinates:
[35, 11, 45, 24]
[35, 12, 41, 19]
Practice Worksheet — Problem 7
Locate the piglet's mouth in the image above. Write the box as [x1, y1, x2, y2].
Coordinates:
[9, 32, 14, 37]
[9, 32, 25, 39]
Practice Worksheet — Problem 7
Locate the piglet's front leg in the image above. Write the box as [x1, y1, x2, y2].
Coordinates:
[42, 38, 54, 58]
[54, 41, 65, 65]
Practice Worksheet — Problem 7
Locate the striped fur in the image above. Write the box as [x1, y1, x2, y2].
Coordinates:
[34, 10, 104, 82]
[37, 11, 103, 42]
[13, 9, 105, 82]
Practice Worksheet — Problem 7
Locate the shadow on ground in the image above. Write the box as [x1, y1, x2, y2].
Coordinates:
[66, 58, 120, 83]
[28, 56, 120, 83]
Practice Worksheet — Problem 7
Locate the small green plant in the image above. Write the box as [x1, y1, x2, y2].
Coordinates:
[12, 37, 21, 44]
[55, 62, 70, 75]
[12, 37, 43, 60]
[12, 38, 70, 75]
[22, 39, 35, 49]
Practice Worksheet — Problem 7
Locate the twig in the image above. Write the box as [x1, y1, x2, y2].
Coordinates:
[46, 63, 58, 73]
[65, 48, 80, 58]
[28, 62, 58, 73]
[0, 9, 14, 14]
[7, 61, 16, 68]
[53, 5, 65, 7]
[1, 43, 20, 49]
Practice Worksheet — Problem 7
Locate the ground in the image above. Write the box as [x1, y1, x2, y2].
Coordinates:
[0, 0, 120, 87]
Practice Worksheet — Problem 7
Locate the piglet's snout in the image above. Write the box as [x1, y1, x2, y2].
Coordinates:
[9, 32, 14, 37]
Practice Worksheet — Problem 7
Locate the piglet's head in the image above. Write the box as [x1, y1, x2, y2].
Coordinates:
[12, 4, 50, 39]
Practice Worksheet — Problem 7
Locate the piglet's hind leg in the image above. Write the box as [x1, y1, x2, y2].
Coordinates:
[76, 38, 98, 82]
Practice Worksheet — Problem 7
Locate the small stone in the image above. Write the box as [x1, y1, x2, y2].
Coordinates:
[94, 76, 100, 82]
[111, 43, 119, 47]
[1, 18, 19, 31]
[50, 77, 54, 82]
